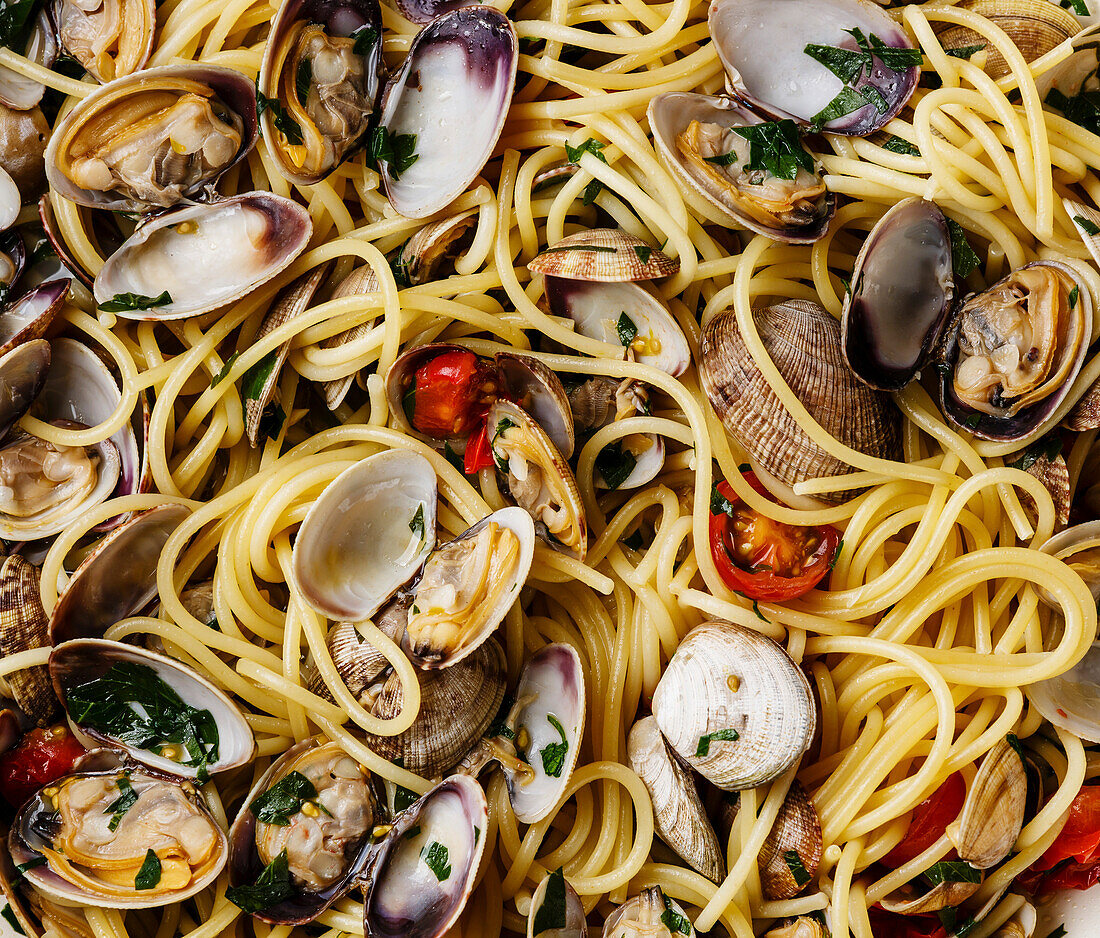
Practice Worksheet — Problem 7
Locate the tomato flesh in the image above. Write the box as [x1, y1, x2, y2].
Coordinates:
[709, 476, 840, 601]
[407, 351, 496, 438]
[463, 421, 496, 474]
[868, 908, 947, 938]
[1017, 784, 1100, 895]
[882, 771, 966, 868]
[0, 725, 86, 809]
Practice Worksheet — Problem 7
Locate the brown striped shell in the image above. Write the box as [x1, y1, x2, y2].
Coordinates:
[947, 737, 1027, 869]
[0, 555, 58, 724]
[1015, 451, 1070, 531]
[358, 638, 506, 777]
[757, 781, 823, 900]
[398, 209, 478, 285]
[305, 619, 392, 703]
[319, 264, 381, 411]
[700, 301, 901, 504]
[528, 228, 678, 282]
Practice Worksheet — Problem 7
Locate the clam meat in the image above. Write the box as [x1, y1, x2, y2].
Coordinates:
[52, 0, 155, 83]
[602, 887, 697, 938]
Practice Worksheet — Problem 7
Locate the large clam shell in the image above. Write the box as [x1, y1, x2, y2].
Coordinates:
[0, 556, 59, 726]
[648, 92, 835, 243]
[93, 192, 312, 320]
[700, 300, 901, 504]
[495, 353, 574, 458]
[377, 6, 517, 219]
[0, 339, 50, 445]
[709, 0, 919, 136]
[946, 737, 1026, 869]
[527, 868, 586, 938]
[0, 12, 58, 111]
[396, 209, 479, 286]
[49, 639, 255, 778]
[528, 229, 679, 282]
[292, 449, 437, 621]
[46, 65, 258, 212]
[652, 621, 816, 790]
[758, 782, 822, 899]
[49, 504, 191, 644]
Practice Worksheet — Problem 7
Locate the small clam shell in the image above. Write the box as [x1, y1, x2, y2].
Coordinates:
[0, 166, 17, 232]
[39, 193, 93, 290]
[0, 12, 57, 112]
[1065, 372, 1100, 431]
[306, 619, 392, 703]
[528, 229, 678, 282]
[50, 638, 255, 777]
[0, 280, 68, 357]
[495, 352, 574, 458]
[880, 877, 982, 914]
[0, 230, 24, 289]
[1014, 450, 1070, 530]
[399, 210, 479, 285]
[947, 737, 1027, 869]
[0, 104, 50, 196]
[360, 637, 506, 776]
[0, 339, 50, 445]
[48, 504, 191, 644]
[1027, 636, 1100, 743]
[627, 715, 726, 883]
[701, 301, 901, 503]
[0, 556, 59, 725]
[1067, 197, 1100, 273]
[52, 0, 155, 83]
[602, 887, 696, 938]
[1036, 521, 1100, 609]
[652, 621, 816, 790]
[319, 264, 381, 411]
[764, 918, 829, 938]
[394, 0, 478, 25]
[528, 868, 586, 938]
[758, 782, 822, 900]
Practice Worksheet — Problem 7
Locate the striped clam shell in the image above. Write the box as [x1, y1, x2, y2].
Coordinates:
[0, 555, 59, 724]
[757, 781, 823, 900]
[528, 228, 678, 282]
[319, 265, 380, 411]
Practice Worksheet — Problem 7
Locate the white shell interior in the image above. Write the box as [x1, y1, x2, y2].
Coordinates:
[1027, 640, 1100, 743]
[0, 166, 18, 232]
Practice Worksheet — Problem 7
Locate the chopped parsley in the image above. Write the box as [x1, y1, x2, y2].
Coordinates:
[595, 442, 637, 491]
[710, 483, 736, 518]
[443, 441, 465, 474]
[0, 0, 41, 53]
[393, 783, 419, 812]
[696, 727, 740, 757]
[945, 217, 981, 278]
[1061, 0, 1089, 14]
[421, 841, 452, 881]
[783, 849, 812, 887]
[659, 892, 692, 936]
[540, 244, 618, 255]
[531, 867, 568, 934]
[211, 351, 240, 388]
[925, 860, 982, 885]
[1008, 434, 1062, 472]
[1045, 926, 1068, 938]
[965, 412, 983, 429]
[135, 849, 162, 890]
[616, 312, 638, 346]
[734, 590, 770, 623]
[99, 291, 172, 313]
[883, 135, 920, 156]
[1070, 284, 1080, 309]
[241, 349, 279, 402]
[565, 137, 607, 165]
[1074, 213, 1100, 236]
[226, 848, 293, 913]
[256, 89, 302, 145]
[106, 775, 139, 832]
[829, 538, 844, 571]
[295, 58, 312, 104]
[633, 245, 652, 264]
[945, 43, 986, 58]
[351, 24, 379, 57]
[249, 771, 318, 826]
[12, 857, 46, 881]
[370, 126, 419, 180]
[540, 714, 570, 777]
[409, 503, 425, 543]
[256, 403, 286, 443]
[732, 120, 815, 181]
[582, 179, 603, 205]
[0, 905, 24, 936]
[702, 149, 739, 167]
[1048, 86, 1100, 137]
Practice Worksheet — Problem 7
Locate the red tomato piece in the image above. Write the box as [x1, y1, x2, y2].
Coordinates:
[709, 476, 840, 601]
[868, 909, 947, 938]
[0, 725, 86, 809]
[882, 772, 966, 868]
[464, 421, 496, 474]
[1017, 784, 1100, 895]
[407, 350, 496, 438]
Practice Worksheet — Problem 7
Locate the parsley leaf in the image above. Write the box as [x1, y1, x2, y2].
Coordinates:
[1045, 925, 1068, 938]
[135, 849, 162, 890]
[582, 179, 603, 205]
[616, 312, 638, 347]
[0, 0, 42, 54]
[702, 150, 739, 167]
[106, 776, 138, 832]
[351, 24, 378, 57]
[540, 714, 570, 777]
[12, 857, 46, 881]
[0, 905, 25, 936]
[531, 868, 568, 934]
[634, 245, 652, 264]
[409, 503, 425, 542]
[393, 783, 419, 812]
[226, 848, 293, 913]
[1073, 213, 1100, 236]
[241, 350, 279, 402]
[925, 860, 982, 885]
[595, 441, 636, 491]
[1062, 0, 1089, 14]
[370, 126, 418, 180]
[1048, 87, 1100, 137]
[540, 244, 617, 255]
[256, 403, 286, 443]
[1007, 434, 1062, 472]
[256, 89, 302, 145]
[421, 841, 452, 881]
[732, 120, 815, 182]
[945, 217, 981, 278]
[565, 138, 607, 165]
[883, 135, 920, 156]
[443, 441, 467, 474]
[783, 849, 812, 887]
[211, 352, 240, 388]
[696, 727, 740, 757]
[249, 771, 318, 826]
[659, 892, 692, 936]
[811, 86, 876, 128]
[99, 291, 172, 313]
[965, 412, 982, 429]
[1070, 284, 1080, 309]
[710, 483, 736, 517]
[945, 43, 986, 58]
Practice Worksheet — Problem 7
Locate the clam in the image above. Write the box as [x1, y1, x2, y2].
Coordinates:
[396, 209, 479, 286]
[527, 229, 679, 282]
[0, 230, 26, 290]
[708, 0, 920, 135]
[258, 0, 384, 186]
[0, 167, 17, 232]
[319, 264, 381, 411]
[765, 919, 829, 938]
[392, 0, 477, 25]
[495, 353, 574, 458]
[404, 507, 535, 669]
[49, 639, 255, 779]
[291, 449, 437, 621]
[0, 556, 58, 726]
[48, 504, 191, 644]
[47, 65, 258, 211]
[306, 618, 393, 704]
[627, 715, 726, 883]
[359, 638, 507, 776]
[602, 887, 696, 938]
[9, 767, 228, 908]
[649, 93, 834, 243]
[0, 339, 50, 444]
[0, 280, 69, 357]
[362, 775, 488, 938]
[528, 868, 586, 938]
[1027, 639, 1100, 743]
[544, 276, 691, 377]
[52, 0, 155, 83]
[1035, 521, 1100, 609]
[652, 621, 816, 790]
[946, 737, 1026, 869]
[0, 104, 50, 196]
[757, 782, 822, 899]
[1013, 445, 1069, 530]
[228, 737, 378, 923]
[93, 192, 311, 319]
[376, 6, 517, 219]
[880, 876, 982, 914]
[0, 12, 58, 111]
[487, 399, 587, 561]
[701, 301, 901, 504]
[38, 193, 95, 291]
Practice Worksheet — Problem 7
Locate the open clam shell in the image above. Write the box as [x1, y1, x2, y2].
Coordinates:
[50, 639, 255, 778]
[842, 198, 955, 391]
[10, 767, 228, 909]
[93, 192, 312, 320]
[0, 556, 58, 726]
[0, 338, 50, 445]
[528, 868, 586, 938]
[258, 0, 384, 186]
[393, 0, 478, 24]
[0, 280, 68, 358]
[404, 506, 535, 669]
[363, 774, 488, 938]
[292, 449, 437, 621]
[0, 167, 18, 232]
[228, 737, 379, 924]
[652, 621, 816, 790]
[494, 352, 574, 458]
[319, 264, 381, 411]
[649, 92, 834, 243]
[1027, 637, 1100, 743]
[602, 887, 696, 938]
[0, 230, 27, 291]
[397, 209, 479, 286]
[0, 104, 50, 196]
[48, 504, 192, 643]
[1036, 521, 1100, 609]
[377, 6, 517, 219]
[0, 12, 58, 112]
[52, 0, 155, 83]
[46, 65, 258, 212]
[528, 229, 679, 282]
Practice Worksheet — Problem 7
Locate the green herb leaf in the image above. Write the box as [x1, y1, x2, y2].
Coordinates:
[295, 58, 312, 105]
[1006, 733, 1025, 761]
[409, 504, 425, 544]
[731, 120, 815, 182]
[66, 661, 220, 778]
[659, 892, 692, 936]
[393, 783, 418, 813]
[633, 245, 652, 264]
[135, 849, 162, 890]
[1070, 284, 1080, 309]
[241, 350, 279, 402]
[370, 126, 419, 180]
[616, 311, 638, 347]
[211, 352, 240, 388]
[804, 40, 870, 85]
[249, 771, 318, 826]
[1045, 925, 1068, 938]
[783, 849, 812, 887]
[1061, 0, 1089, 15]
[945, 217, 981, 278]
[518, 36, 545, 54]
[945, 43, 986, 58]
[1007, 434, 1063, 472]
[865, 30, 924, 71]
[226, 847, 293, 913]
[1074, 213, 1100, 236]
[531, 867, 568, 935]
[351, 24, 378, 57]
[106, 776, 138, 832]
[1, 904, 25, 936]
[257, 403, 286, 443]
[710, 483, 736, 518]
[12, 857, 46, 881]
[595, 441, 636, 491]
[811, 86, 874, 129]
[883, 135, 920, 156]
[696, 727, 740, 757]
[421, 841, 452, 881]
[487, 694, 516, 740]
[581, 179, 603, 205]
[99, 291, 172, 313]
[965, 412, 982, 429]
[925, 860, 983, 885]
[256, 89, 302, 145]
[702, 150, 739, 167]
[1048, 88, 1100, 137]
[829, 538, 844, 572]
[0, 0, 42, 55]
[540, 714, 570, 778]
[565, 138, 607, 165]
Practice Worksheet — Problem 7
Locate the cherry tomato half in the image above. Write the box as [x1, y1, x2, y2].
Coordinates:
[1016, 784, 1100, 895]
[463, 421, 496, 474]
[406, 350, 496, 438]
[0, 725, 86, 809]
[709, 476, 840, 601]
[868, 909, 947, 938]
[882, 771, 966, 868]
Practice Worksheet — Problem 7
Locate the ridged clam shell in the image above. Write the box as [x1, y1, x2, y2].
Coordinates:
[758, 781, 822, 900]
[360, 638, 506, 777]
[305, 619, 392, 703]
[0, 556, 58, 725]
[320, 264, 380, 411]
[627, 715, 726, 883]
[652, 621, 816, 790]
[1015, 451, 1070, 530]
[947, 737, 1027, 869]
[880, 877, 982, 915]
[400, 210, 478, 285]
[528, 228, 678, 282]
[700, 301, 901, 504]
